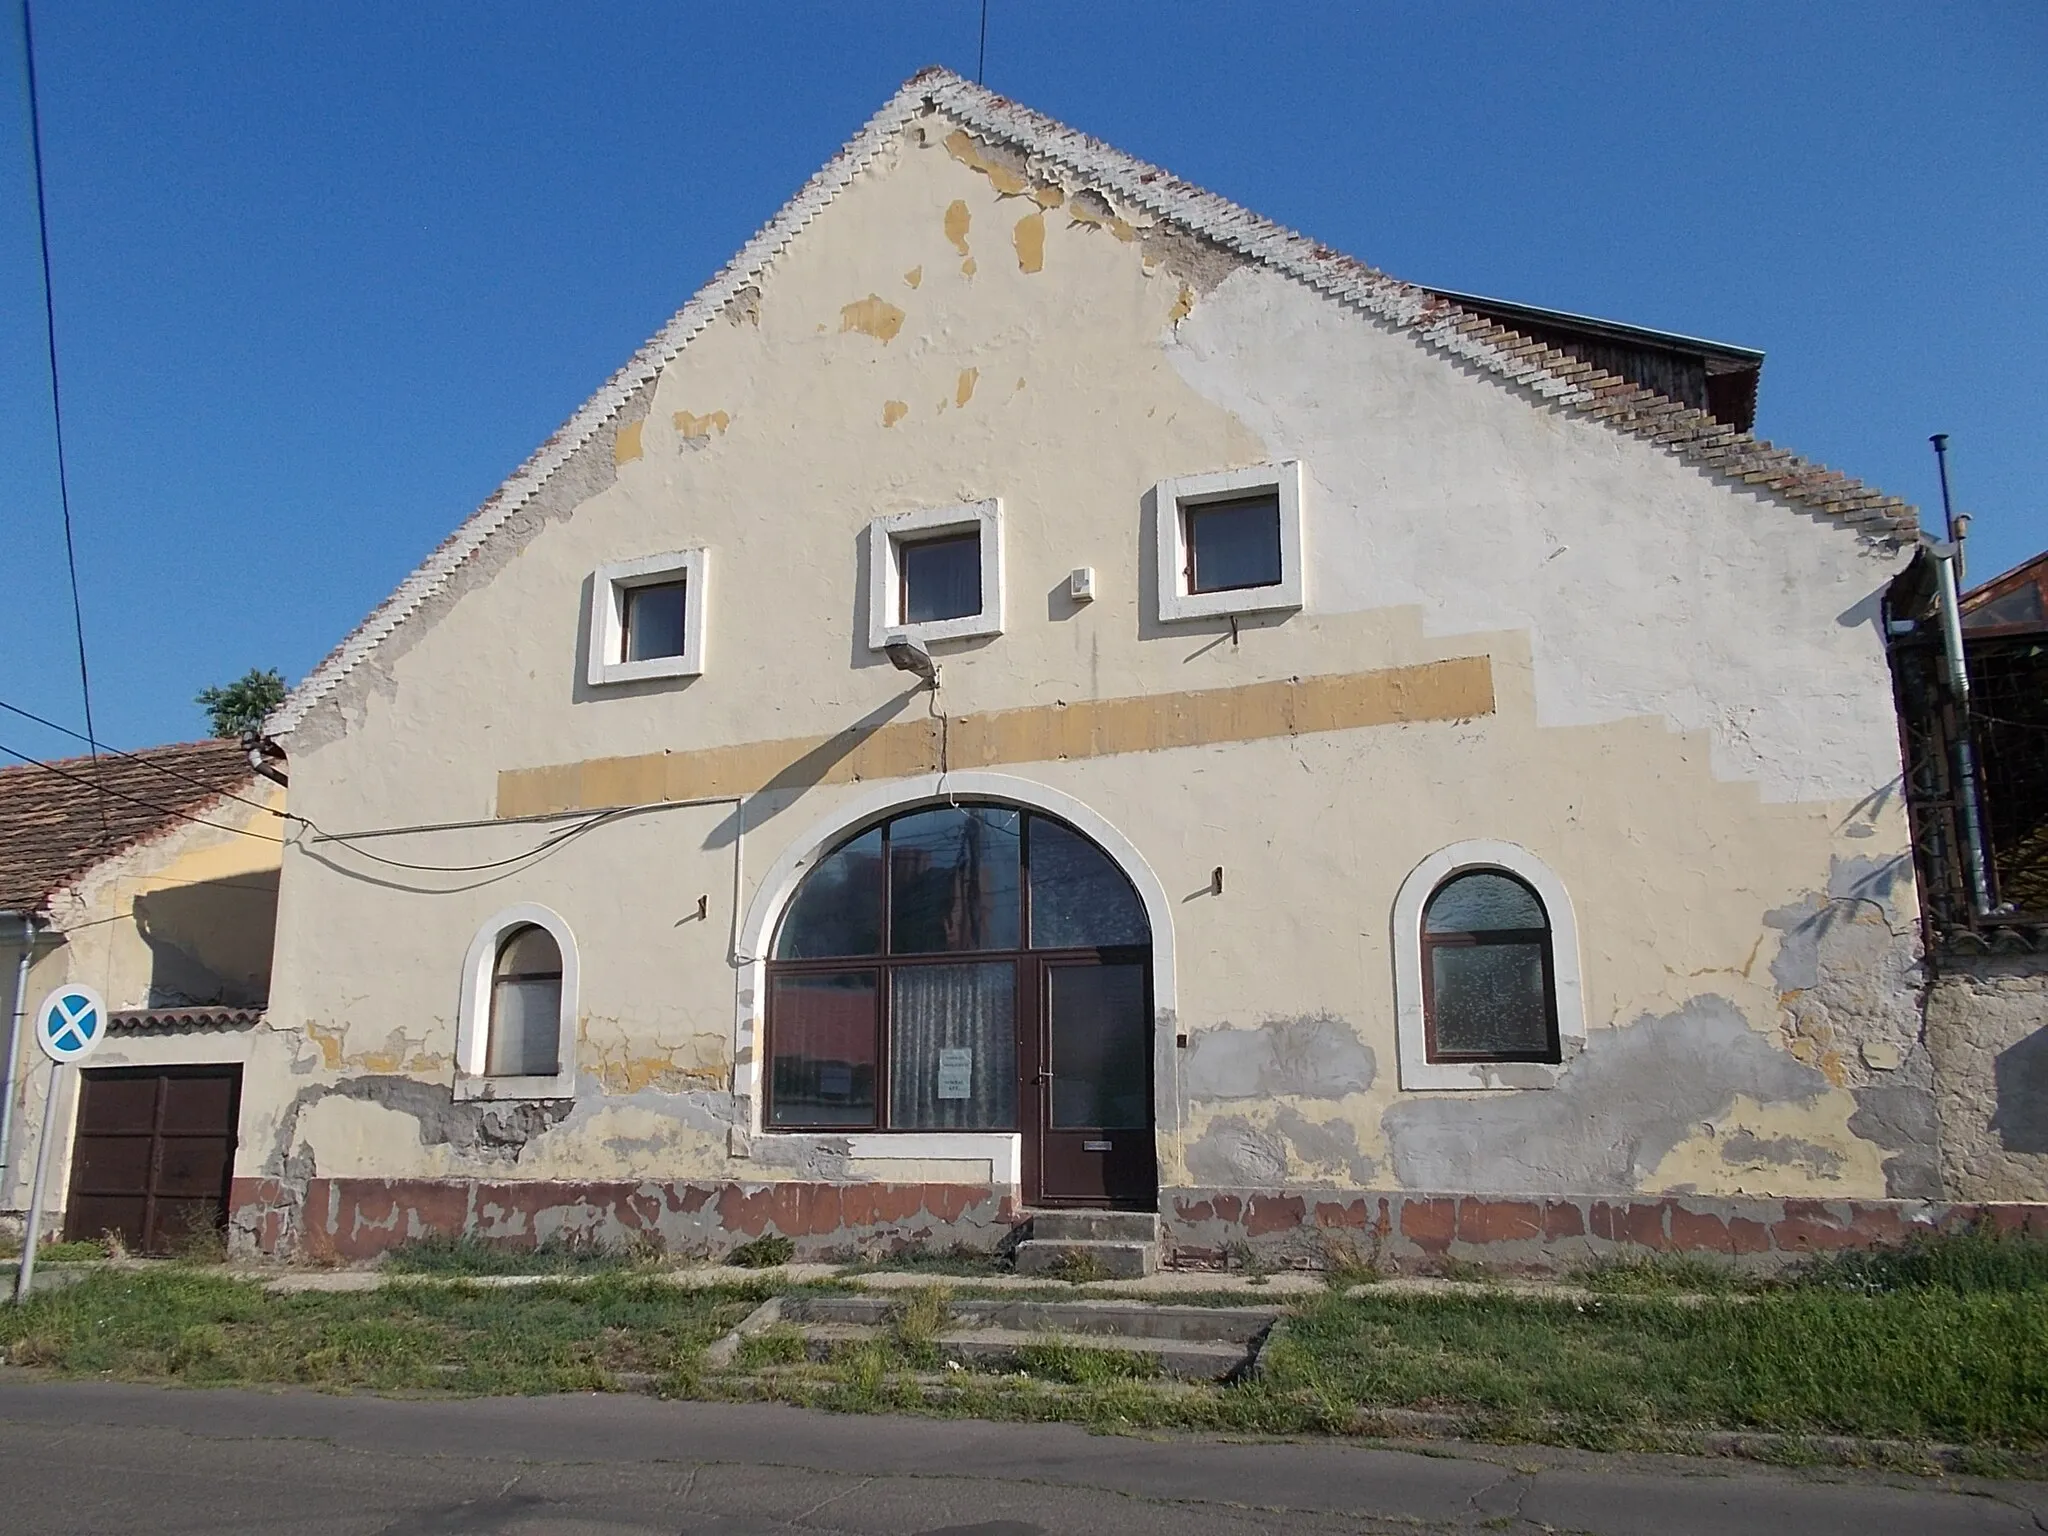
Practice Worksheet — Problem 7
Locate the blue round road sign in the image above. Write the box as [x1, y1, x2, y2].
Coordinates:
[35, 985, 107, 1065]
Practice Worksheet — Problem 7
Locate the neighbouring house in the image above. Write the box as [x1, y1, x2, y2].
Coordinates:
[1890, 545, 2048, 1202]
[0, 740, 283, 1254]
[229, 68, 2037, 1270]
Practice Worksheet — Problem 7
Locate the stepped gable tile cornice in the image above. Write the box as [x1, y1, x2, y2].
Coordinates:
[272, 67, 1916, 739]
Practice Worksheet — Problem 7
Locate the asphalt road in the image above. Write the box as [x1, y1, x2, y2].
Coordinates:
[0, 1380, 2041, 1535]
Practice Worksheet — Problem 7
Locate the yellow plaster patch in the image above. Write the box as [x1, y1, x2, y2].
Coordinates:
[839, 295, 905, 343]
[1168, 283, 1195, 327]
[672, 409, 730, 441]
[612, 420, 644, 464]
[1012, 211, 1045, 274]
[955, 368, 978, 408]
[882, 399, 909, 428]
[307, 1022, 346, 1072]
[1646, 1094, 1887, 1197]
[903, 265, 922, 289]
[1032, 183, 1065, 209]
[943, 128, 1029, 195]
[961, 255, 977, 277]
[943, 200, 971, 255]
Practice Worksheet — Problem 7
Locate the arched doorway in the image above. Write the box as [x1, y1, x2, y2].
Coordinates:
[763, 801, 1156, 1209]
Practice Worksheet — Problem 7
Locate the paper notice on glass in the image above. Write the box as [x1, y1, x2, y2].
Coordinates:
[936, 1048, 973, 1100]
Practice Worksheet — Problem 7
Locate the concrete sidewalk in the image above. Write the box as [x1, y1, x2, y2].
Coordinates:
[0, 1378, 2040, 1534]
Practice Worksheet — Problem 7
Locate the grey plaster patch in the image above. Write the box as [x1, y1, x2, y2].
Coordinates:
[1381, 996, 1828, 1194]
[1185, 1107, 1376, 1188]
[1764, 854, 1911, 994]
[1271, 1106, 1377, 1185]
[264, 1075, 573, 1178]
[728, 1130, 859, 1180]
[1184, 1116, 1288, 1186]
[1719, 1129, 1843, 1179]
[1848, 1080, 1943, 1198]
[1991, 1028, 2048, 1155]
[1184, 1014, 1374, 1102]
[1135, 220, 1246, 295]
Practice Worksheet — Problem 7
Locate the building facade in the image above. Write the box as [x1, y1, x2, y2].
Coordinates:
[1, 740, 281, 1254]
[233, 71, 1977, 1267]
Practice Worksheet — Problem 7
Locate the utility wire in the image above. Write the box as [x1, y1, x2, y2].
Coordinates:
[18, 0, 107, 842]
[0, 696, 286, 819]
[977, 0, 988, 82]
[0, 741, 288, 845]
[0, 738, 645, 875]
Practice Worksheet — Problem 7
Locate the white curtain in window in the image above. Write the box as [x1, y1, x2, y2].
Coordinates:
[488, 977, 562, 1077]
[888, 961, 1015, 1130]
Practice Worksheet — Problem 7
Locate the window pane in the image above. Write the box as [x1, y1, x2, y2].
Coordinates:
[487, 977, 561, 1076]
[1186, 495, 1282, 593]
[1028, 817, 1147, 949]
[769, 970, 878, 1127]
[900, 533, 981, 624]
[1048, 963, 1149, 1129]
[494, 925, 561, 979]
[775, 829, 884, 959]
[1429, 942, 1553, 1058]
[1425, 872, 1546, 933]
[888, 961, 1016, 1131]
[890, 806, 1021, 953]
[624, 580, 687, 661]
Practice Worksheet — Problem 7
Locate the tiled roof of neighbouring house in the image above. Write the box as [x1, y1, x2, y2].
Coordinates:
[269, 66, 1919, 739]
[0, 739, 260, 915]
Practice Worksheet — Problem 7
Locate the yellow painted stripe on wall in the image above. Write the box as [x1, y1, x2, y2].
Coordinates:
[496, 655, 1494, 819]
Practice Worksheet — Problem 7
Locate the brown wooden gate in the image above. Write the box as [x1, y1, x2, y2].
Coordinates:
[63, 1065, 241, 1254]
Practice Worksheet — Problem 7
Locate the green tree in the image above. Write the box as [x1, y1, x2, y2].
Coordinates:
[196, 668, 286, 739]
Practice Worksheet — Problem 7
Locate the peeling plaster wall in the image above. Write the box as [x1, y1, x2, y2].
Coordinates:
[252, 112, 1927, 1243]
[1929, 957, 2048, 1200]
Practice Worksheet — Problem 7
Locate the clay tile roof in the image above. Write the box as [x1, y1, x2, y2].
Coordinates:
[0, 739, 259, 915]
[109, 1005, 265, 1033]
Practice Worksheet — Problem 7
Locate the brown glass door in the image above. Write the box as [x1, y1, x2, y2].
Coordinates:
[64, 1065, 241, 1254]
[1025, 958, 1154, 1209]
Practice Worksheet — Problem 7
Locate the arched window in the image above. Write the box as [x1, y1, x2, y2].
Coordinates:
[455, 904, 579, 1100]
[766, 804, 1149, 1134]
[1421, 871, 1558, 1063]
[488, 925, 564, 1077]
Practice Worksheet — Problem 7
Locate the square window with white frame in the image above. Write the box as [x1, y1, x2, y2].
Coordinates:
[586, 548, 708, 686]
[1153, 462, 1304, 623]
[867, 500, 1004, 652]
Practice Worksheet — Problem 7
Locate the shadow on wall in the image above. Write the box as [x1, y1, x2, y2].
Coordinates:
[133, 873, 278, 1007]
[1994, 1027, 2048, 1154]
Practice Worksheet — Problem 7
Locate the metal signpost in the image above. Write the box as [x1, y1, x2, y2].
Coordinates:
[14, 984, 105, 1302]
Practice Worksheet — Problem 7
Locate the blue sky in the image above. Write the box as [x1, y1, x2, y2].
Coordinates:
[3, 3, 2044, 759]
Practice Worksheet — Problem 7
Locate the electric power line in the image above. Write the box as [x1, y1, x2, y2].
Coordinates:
[0, 738, 645, 875]
[18, 0, 107, 842]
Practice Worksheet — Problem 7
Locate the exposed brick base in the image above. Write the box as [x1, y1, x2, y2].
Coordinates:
[228, 1177, 2048, 1269]
[1164, 1188, 2048, 1272]
[229, 1177, 1016, 1263]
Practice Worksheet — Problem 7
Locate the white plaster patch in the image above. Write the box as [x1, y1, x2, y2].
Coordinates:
[1163, 266, 1910, 803]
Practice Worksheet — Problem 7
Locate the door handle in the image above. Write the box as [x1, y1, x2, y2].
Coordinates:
[1033, 1071, 1053, 1084]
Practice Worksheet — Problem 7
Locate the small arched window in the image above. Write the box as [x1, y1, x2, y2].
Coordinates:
[487, 925, 564, 1078]
[1421, 871, 1559, 1063]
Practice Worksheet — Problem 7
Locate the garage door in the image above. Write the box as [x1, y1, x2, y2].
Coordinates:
[63, 1065, 241, 1255]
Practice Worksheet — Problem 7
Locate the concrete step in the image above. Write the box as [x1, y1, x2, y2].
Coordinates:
[936, 1326, 1247, 1381]
[1024, 1209, 1161, 1244]
[711, 1291, 1279, 1382]
[1013, 1238, 1156, 1279]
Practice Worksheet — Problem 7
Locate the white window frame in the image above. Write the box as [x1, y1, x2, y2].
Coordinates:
[866, 500, 1004, 652]
[586, 548, 708, 686]
[454, 903, 580, 1101]
[1153, 461, 1305, 623]
[1391, 839, 1585, 1091]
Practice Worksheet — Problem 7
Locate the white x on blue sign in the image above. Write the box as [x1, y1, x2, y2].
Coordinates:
[34, 985, 107, 1065]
